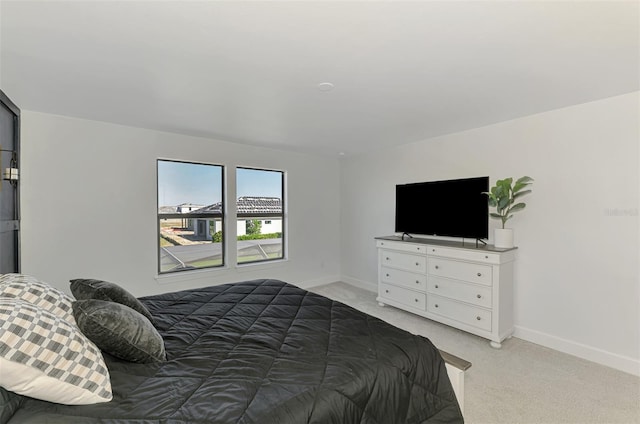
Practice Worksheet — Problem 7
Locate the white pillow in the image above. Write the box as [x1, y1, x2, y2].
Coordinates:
[0, 273, 76, 325]
[0, 298, 112, 405]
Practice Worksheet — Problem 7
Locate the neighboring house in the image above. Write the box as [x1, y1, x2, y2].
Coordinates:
[159, 204, 206, 230]
[176, 203, 204, 213]
[158, 206, 177, 214]
[174, 203, 205, 229]
[191, 197, 282, 240]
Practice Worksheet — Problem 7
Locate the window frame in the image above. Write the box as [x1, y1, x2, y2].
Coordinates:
[156, 159, 225, 274]
[236, 166, 285, 265]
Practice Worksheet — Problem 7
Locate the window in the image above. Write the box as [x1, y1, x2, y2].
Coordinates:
[236, 167, 284, 264]
[157, 160, 224, 273]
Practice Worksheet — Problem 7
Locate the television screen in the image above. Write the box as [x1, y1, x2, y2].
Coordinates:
[395, 176, 489, 239]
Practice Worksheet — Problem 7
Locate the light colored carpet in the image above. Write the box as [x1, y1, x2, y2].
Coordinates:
[309, 282, 640, 424]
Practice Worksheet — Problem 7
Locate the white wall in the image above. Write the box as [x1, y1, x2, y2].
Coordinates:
[340, 92, 639, 375]
[17, 93, 640, 376]
[20, 112, 341, 296]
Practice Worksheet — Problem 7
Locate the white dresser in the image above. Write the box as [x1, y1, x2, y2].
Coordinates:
[376, 236, 517, 348]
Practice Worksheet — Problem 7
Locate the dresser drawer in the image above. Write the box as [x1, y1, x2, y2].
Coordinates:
[428, 277, 492, 308]
[429, 258, 492, 286]
[380, 250, 427, 273]
[428, 245, 502, 264]
[377, 240, 427, 255]
[379, 283, 426, 310]
[427, 295, 492, 332]
[381, 267, 427, 292]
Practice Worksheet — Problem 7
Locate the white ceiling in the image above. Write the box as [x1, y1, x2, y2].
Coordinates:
[1, 0, 638, 157]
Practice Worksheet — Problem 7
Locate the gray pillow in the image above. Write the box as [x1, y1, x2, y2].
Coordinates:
[0, 386, 23, 424]
[72, 299, 166, 364]
[70, 278, 154, 324]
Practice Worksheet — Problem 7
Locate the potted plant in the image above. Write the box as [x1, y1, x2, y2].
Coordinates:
[484, 176, 534, 248]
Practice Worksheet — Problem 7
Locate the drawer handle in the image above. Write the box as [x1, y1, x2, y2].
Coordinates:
[385, 289, 389, 293]
[485, 255, 489, 259]
[415, 280, 420, 285]
[435, 284, 439, 289]
[477, 272, 482, 277]
[386, 274, 389, 277]
[415, 262, 419, 266]
[477, 294, 482, 298]
[435, 265, 439, 270]
[386, 257, 390, 261]
[476, 316, 481, 321]
[414, 298, 419, 303]
[435, 304, 439, 308]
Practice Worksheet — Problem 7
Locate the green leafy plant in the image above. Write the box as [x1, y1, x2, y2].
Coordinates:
[246, 219, 262, 235]
[484, 176, 534, 228]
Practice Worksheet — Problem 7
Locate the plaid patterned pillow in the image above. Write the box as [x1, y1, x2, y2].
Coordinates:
[0, 299, 112, 405]
[0, 273, 76, 325]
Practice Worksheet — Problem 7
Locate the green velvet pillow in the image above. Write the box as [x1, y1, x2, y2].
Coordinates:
[72, 299, 166, 364]
[70, 278, 154, 324]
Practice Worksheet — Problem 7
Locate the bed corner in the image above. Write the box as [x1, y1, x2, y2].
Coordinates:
[439, 349, 472, 416]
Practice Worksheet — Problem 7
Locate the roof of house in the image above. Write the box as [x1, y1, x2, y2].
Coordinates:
[158, 205, 178, 214]
[177, 203, 205, 212]
[192, 197, 282, 214]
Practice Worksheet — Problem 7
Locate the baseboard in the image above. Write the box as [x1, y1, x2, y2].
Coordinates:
[340, 276, 377, 293]
[514, 325, 640, 377]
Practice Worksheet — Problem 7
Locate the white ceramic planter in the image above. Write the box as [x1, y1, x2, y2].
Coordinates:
[494, 228, 514, 248]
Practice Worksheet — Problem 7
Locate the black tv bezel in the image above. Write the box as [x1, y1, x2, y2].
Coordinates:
[394, 176, 489, 240]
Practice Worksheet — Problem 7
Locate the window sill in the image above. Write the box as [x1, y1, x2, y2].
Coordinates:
[235, 257, 288, 272]
[155, 258, 288, 284]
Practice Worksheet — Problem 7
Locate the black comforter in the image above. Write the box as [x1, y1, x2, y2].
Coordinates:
[8, 279, 463, 423]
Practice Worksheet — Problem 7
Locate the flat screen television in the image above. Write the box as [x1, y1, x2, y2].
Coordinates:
[395, 176, 489, 239]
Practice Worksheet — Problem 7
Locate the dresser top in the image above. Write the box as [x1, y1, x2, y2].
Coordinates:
[375, 235, 518, 253]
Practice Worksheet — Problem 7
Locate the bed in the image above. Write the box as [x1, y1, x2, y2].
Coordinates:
[1, 277, 465, 423]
